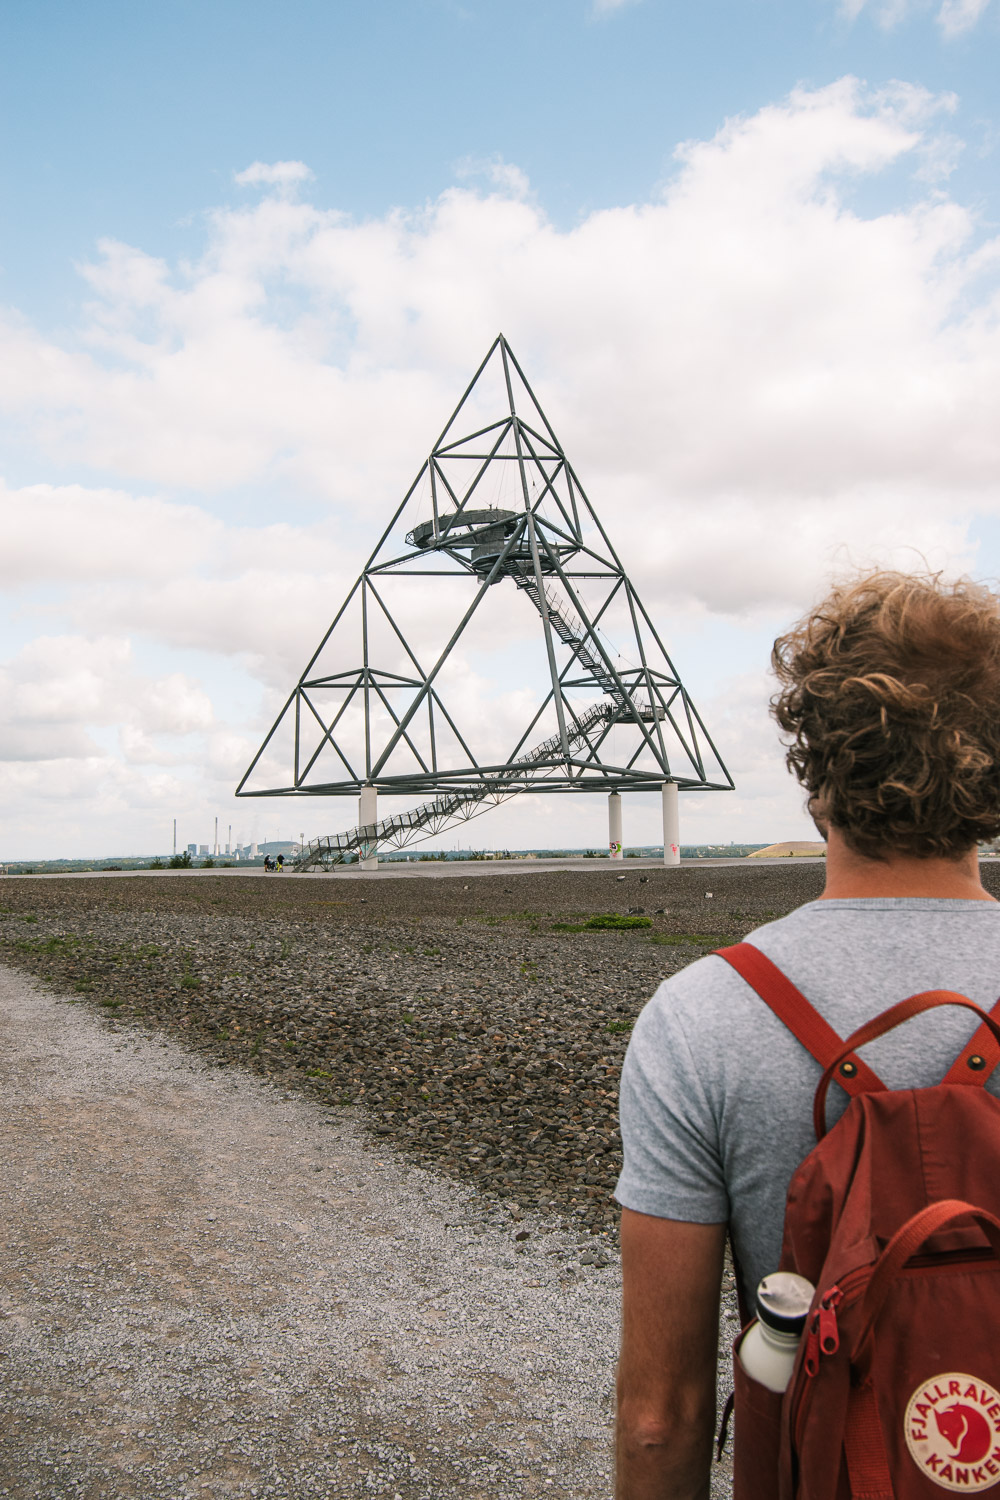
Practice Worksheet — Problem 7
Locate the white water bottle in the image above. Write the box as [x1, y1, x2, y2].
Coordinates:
[738, 1272, 815, 1393]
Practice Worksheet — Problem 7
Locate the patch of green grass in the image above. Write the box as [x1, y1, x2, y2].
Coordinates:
[282, 1039, 298, 1051]
[401, 1010, 414, 1023]
[180, 967, 200, 989]
[646, 933, 729, 947]
[308, 1068, 332, 1078]
[553, 914, 652, 932]
[249, 1032, 264, 1056]
[99, 998, 121, 1009]
[586, 914, 652, 930]
[423, 948, 440, 956]
[13, 934, 82, 954]
[605, 1019, 633, 1033]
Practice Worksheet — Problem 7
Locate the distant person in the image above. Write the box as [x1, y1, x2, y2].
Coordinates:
[263, 855, 272, 872]
[614, 571, 1000, 1497]
[276, 854, 284, 873]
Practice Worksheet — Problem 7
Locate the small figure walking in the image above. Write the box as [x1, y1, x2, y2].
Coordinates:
[276, 854, 284, 873]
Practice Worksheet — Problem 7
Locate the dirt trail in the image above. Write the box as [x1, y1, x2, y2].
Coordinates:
[0, 967, 637, 1500]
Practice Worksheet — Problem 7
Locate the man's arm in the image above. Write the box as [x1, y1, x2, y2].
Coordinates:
[616, 1207, 727, 1500]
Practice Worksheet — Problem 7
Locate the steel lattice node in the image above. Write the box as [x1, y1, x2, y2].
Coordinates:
[236, 334, 733, 869]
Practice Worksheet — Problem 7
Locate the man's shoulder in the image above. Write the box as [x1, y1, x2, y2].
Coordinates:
[642, 905, 817, 1023]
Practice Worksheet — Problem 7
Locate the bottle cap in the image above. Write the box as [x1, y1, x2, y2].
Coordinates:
[755, 1272, 815, 1335]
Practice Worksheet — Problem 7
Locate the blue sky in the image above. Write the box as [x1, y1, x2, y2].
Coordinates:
[1, 0, 999, 856]
[3, 0, 998, 323]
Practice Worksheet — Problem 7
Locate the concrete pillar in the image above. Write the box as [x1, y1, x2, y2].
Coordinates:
[662, 781, 680, 867]
[608, 791, 623, 860]
[359, 785, 378, 870]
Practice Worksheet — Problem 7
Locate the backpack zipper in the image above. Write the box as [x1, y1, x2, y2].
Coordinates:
[796, 1278, 864, 1450]
[803, 1283, 847, 1377]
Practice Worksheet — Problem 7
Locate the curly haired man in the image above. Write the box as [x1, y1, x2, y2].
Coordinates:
[613, 571, 1000, 1499]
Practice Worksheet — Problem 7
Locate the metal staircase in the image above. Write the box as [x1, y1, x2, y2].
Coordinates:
[512, 576, 625, 704]
[295, 699, 613, 869]
[294, 578, 657, 871]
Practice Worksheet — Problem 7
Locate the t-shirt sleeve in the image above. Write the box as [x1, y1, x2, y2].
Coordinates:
[614, 973, 730, 1224]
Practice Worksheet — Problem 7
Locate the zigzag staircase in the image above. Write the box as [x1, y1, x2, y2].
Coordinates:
[294, 582, 655, 870]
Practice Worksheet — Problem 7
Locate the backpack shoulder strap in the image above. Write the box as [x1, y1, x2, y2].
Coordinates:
[715, 942, 886, 1098]
[941, 994, 1000, 1086]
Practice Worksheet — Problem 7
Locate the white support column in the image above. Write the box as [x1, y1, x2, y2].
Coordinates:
[662, 781, 680, 867]
[359, 785, 378, 870]
[608, 791, 623, 860]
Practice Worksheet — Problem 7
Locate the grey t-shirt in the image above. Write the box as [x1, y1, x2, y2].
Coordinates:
[615, 898, 1000, 1304]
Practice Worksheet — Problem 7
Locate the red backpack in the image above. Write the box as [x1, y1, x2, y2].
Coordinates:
[718, 942, 1000, 1500]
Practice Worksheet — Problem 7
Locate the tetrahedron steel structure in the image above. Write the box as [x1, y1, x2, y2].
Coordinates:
[236, 335, 733, 866]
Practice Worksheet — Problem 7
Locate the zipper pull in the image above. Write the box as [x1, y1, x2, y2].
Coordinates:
[818, 1286, 842, 1356]
[803, 1315, 821, 1378]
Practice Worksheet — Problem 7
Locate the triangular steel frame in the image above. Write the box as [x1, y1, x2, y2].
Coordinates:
[237, 334, 734, 809]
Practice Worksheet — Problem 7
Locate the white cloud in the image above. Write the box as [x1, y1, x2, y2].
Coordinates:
[591, 0, 643, 14]
[455, 155, 532, 199]
[0, 634, 231, 855]
[0, 636, 211, 734]
[838, 0, 993, 30]
[937, 0, 992, 33]
[234, 160, 314, 188]
[3, 77, 1000, 852]
[0, 480, 222, 587]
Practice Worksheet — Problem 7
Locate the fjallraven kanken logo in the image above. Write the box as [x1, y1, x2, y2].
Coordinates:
[904, 1375, 1000, 1492]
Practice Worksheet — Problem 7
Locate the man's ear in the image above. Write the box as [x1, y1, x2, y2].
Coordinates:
[807, 790, 830, 839]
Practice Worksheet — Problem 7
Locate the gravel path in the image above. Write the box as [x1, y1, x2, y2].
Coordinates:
[0, 964, 739, 1499]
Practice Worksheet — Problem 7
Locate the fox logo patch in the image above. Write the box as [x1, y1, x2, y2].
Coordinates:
[905, 1375, 1000, 1491]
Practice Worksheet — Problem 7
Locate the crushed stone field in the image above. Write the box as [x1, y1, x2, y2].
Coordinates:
[0, 862, 847, 1236]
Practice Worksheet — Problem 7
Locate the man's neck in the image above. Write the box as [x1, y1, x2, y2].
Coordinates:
[821, 827, 996, 902]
